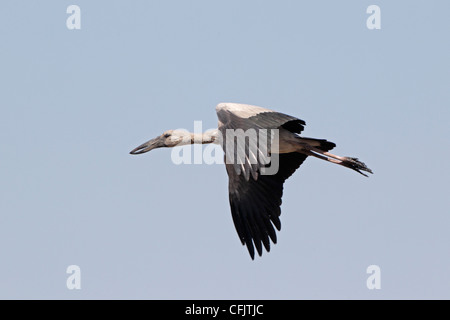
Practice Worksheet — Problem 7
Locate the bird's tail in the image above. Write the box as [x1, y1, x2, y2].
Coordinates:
[298, 137, 336, 152]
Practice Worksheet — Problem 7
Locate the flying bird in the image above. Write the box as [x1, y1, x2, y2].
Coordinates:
[130, 103, 372, 259]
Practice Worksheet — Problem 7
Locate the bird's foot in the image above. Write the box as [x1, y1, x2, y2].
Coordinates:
[344, 157, 373, 177]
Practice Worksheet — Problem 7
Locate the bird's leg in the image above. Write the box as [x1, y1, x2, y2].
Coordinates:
[306, 147, 373, 177]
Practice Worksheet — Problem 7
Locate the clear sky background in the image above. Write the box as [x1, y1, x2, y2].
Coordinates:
[0, 1, 449, 299]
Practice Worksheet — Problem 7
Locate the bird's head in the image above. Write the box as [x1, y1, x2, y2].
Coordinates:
[129, 130, 191, 155]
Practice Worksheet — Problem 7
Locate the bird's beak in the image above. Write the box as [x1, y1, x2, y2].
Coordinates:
[130, 137, 165, 155]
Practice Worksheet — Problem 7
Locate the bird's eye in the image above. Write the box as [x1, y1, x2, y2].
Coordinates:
[164, 133, 170, 138]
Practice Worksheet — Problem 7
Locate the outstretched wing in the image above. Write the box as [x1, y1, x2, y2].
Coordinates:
[216, 103, 308, 259]
[226, 153, 308, 259]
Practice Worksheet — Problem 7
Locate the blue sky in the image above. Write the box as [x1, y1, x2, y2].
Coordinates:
[0, 1, 449, 299]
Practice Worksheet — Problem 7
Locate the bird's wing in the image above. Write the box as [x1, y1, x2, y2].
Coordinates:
[216, 103, 309, 258]
[226, 152, 308, 259]
[216, 103, 306, 181]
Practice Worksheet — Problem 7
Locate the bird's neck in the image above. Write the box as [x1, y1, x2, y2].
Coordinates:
[190, 129, 219, 144]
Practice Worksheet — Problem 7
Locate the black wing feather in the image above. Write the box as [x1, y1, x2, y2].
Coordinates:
[226, 153, 308, 259]
[218, 107, 310, 259]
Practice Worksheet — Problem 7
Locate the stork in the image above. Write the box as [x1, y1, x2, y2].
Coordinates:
[130, 103, 372, 259]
